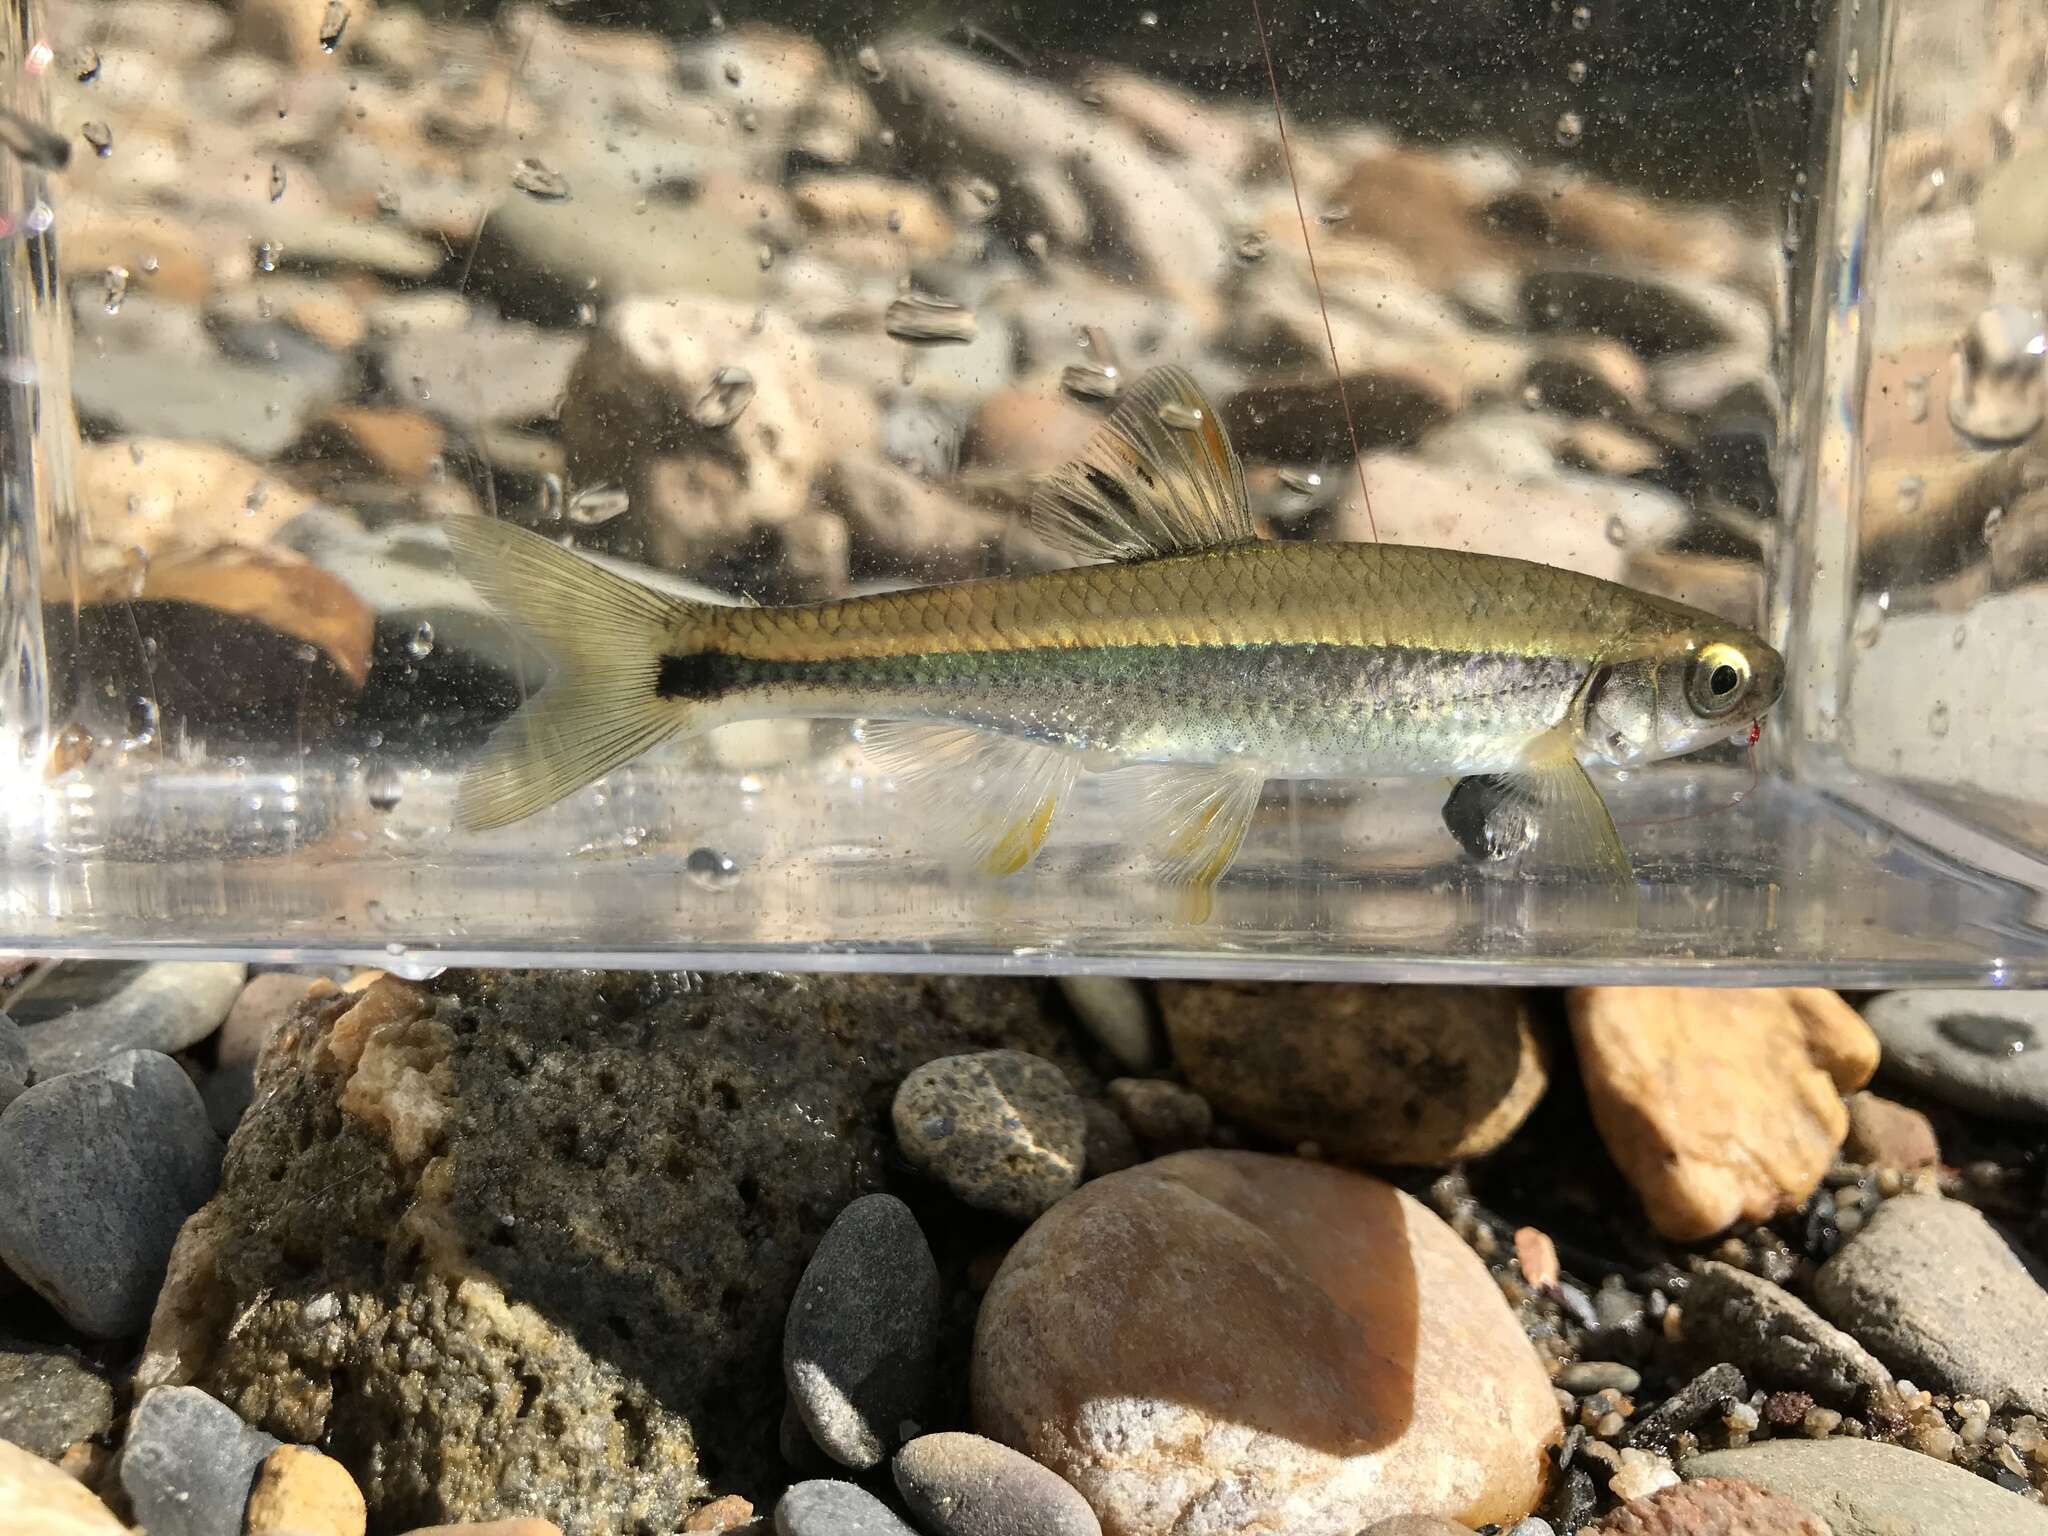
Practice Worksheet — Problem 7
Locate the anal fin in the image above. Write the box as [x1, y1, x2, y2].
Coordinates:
[858, 722, 1079, 876]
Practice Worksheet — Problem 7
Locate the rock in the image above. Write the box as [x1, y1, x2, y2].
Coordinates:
[1841, 1092, 1940, 1169]
[1813, 1194, 2048, 1415]
[1521, 268, 1771, 361]
[1080, 1100, 1140, 1178]
[0, 1050, 222, 1338]
[1588, 1477, 1825, 1536]
[1624, 1364, 1747, 1454]
[1158, 983, 1548, 1165]
[0, 1017, 28, 1111]
[683, 1494, 757, 1532]
[1860, 990, 2048, 1123]
[1554, 1362, 1641, 1395]
[20, 962, 246, 1079]
[0, 1438, 128, 1536]
[400, 1525, 564, 1536]
[962, 387, 1103, 477]
[893, 1432, 1101, 1536]
[0, 1340, 116, 1459]
[204, 974, 331, 1134]
[972, 1150, 1562, 1535]
[1683, 1437, 2048, 1535]
[140, 973, 1087, 1532]
[382, 320, 584, 429]
[482, 190, 767, 317]
[1605, 1451, 1680, 1504]
[1054, 977, 1158, 1074]
[1104, 1078, 1211, 1153]
[1680, 1261, 1892, 1406]
[121, 1385, 283, 1536]
[246, 1444, 368, 1536]
[893, 1051, 1086, 1221]
[775, 1480, 919, 1536]
[74, 331, 344, 461]
[1358, 1520, 1476, 1536]
[783, 1194, 942, 1469]
[235, 0, 376, 68]
[76, 439, 320, 560]
[1566, 989, 1878, 1241]
[825, 455, 1002, 582]
[791, 174, 955, 262]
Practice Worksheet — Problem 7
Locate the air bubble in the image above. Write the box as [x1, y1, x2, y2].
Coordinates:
[1904, 373, 1929, 423]
[1927, 701, 1951, 738]
[1140, 10, 1159, 25]
[1896, 473, 1923, 517]
[366, 764, 404, 811]
[1603, 515, 1628, 547]
[538, 472, 565, 522]
[1851, 593, 1887, 649]
[1155, 401, 1203, 431]
[245, 481, 269, 516]
[1948, 305, 2045, 447]
[1983, 504, 2006, 544]
[73, 47, 100, 83]
[756, 243, 775, 271]
[722, 58, 742, 84]
[1555, 112, 1583, 148]
[270, 163, 287, 202]
[102, 266, 129, 314]
[686, 846, 740, 891]
[1570, 4, 1591, 29]
[1061, 361, 1121, 403]
[407, 620, 435, 660]
[567, 484, 632, 527]
[1566, 59, 1588, 84]
[690, 366, 756, 428]
[81, 120, 111, 156]
[256, 241, 281, 272]
[1951, 623, 1968, 651]
[856, 45, 885, 83]
[121, 694, 159, 752]
[884, 292, 977, 345]
[318, 0, 349, 51]
[512, 158, 569, 200]
[1234, 229, 1269, 263]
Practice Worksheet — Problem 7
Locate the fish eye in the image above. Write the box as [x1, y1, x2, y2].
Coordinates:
[1690, 643, 1750, 716]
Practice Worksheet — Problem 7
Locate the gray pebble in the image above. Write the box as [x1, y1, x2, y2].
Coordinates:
[1105, 1078, 1211, 1153]
[120, 1385, 281, 1536]
[775, 1478, 920, 1536]
[1081, 1099, 1140, 1178]
[200, 972, 322, 1134]
[1861, 990, 2048, 1123]
[0, 1337, 115, 1458]
[0, 1016, 28, 1111]
[1814, 1194, 2048, 1415]
[21, 962, 246, 1079]
[1683, 1259, 1892, 1405]
[894, 1432, 1101, 1536]
[1504, 1520, 1556, 1536]
[1554, 1361, 1641, 1395]
[892, 1051, 1084, 1221]
[1685, 1436, 2048, 1536]
[1626, 1362, 1747, 1451]
[784, 1193, 941, 1469]
[1055, 977, 1159, 1073]
[0, 1049, 222, 1338]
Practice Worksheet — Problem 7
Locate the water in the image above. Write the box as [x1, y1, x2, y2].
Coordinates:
[1, 0, 2045, 981]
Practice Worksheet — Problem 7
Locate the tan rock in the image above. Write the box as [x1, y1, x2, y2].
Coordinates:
[66, 204, 246, 305]
[1567, 989, 1879, 1241]
[0, 1440, 127, 1536]
[1588, 1475, 1826, 1535]
[791, 174, 954, 261]
[77, 438, 319, 556]
[963, 386, 1102, 476]
[236, 0, 376, 68]
[301, 407, 448, 482]
[219, 974, 331, 1074]
[681, 1494, 755, 1531]
[1159, 984, 1549, 1164]
[397, 1524, 563, 1536]
[1359, 1519, 1476, 1536]
[972, 1150, 1562, 1536]
[1843, 1092, 1940, 1170]
[246, 1444, 367, 1536]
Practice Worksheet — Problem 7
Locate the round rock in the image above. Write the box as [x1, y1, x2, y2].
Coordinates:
[894, 1432, 1100, 1536]
[893, 1051, 1085, 1220]
[20, 963, 246, 1079]
[120, 1385, 282, 1536]
[0, 1339, 116, 1459]
[1860, 990, 2048, 1123]
[972, 1150, 1562, 1535]
[775, 1479, 919, 1536]
[246, 1444, 367, 1536]
[1055, 977, 1159, 1073]
[0, 1049, 223, 1338]
[0, 1438, 127, 1534]
[1158, 983, 1547, 1164]
[784, 1193, 942, 1469]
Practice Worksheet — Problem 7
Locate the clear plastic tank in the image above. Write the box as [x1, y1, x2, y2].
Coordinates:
[1, 0, 2043, 981]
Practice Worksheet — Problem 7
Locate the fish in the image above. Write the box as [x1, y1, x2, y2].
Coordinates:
[443, 364, 1784, 909]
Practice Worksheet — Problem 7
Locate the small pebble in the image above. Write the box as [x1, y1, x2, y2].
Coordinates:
[1081, 1099, 1140, 1177]
[1626, 1363, 1747, 1451]
[1055, 976, 1158, 1072]
[893, 1431, 1102, 1536]
[1606, 1446, 1679, 1503]
[120, 1386, 282, 1536]
[775, 1479, 919, 1536]
[1105, 1078, 1211, 1153]
[683, 1495, 756, 1532]
[893, 1051, 1085, 1220]
[1557, 1361, 1642, 1395]
[21, 962, 246, 1078]
[783, 1194, 941, 1469]
[244, 1444, 367, 1536]
[0, 1339, 115, 1458]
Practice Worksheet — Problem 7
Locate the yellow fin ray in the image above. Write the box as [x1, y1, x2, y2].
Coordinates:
[856, 722, 1079, 876]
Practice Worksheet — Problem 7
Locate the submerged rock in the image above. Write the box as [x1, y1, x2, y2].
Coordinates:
[140, 972, 1084, 1532]
[1860, 990, 2048, 1123]
[972, 1150, 1561, 1535]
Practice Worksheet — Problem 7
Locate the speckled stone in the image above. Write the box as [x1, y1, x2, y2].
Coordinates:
[893, 1051, 1085, 1220]
[784, 1194, 941, 1469]
[0, 1339, 116, 1459]
[894, 1432, 1100, 1536]
[1684, 1438, 2048, 1535]
[774, 1479, 919, 1536]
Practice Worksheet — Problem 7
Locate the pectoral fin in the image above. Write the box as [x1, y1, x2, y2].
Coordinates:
[1492, 736, 1635, 894]
[857, 721, 1079, 876]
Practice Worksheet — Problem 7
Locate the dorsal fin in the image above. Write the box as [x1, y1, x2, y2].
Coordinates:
[1030, 365, 1255, 564]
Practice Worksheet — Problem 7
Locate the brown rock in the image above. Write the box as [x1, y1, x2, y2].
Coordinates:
[247, 1444, 368, 1536]
[682, 1494, 755, 1531]
[301, 407, 448, 482]
[0, 1439, 127, 1535]
[1842, 1092, 1940, 1170]
[77, 438, 319, 557]
[398, 1525, 564, 1536]
[972, 1150, 1561, 1536]
[1567, 989, 1878, 1242]
[791, 174, 954, 261]
[1159, 984, 1549, 1165]
[1105, 1078, 1211, 1154]
[1359, 1519, 1477, 1536]
[1588, 1475, 1826, 1535]
[962, 387, 1101, 476]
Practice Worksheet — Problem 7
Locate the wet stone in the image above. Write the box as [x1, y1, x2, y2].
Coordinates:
[783, 1194, 941, 1469]
[0, 1338, 116, 1459]
[1554, 1362, 1640, 1395]
[0, 1049, 222, 1339]
[21, 962, 246, 1079]
[893, 1432, 1101, 1536]
[121, 1385, 283, 1536]
[1861, 991, 2048, 1122]
[892, 1050, 1085, 1220]
[1081, 1100, 1140, 1179]
[1680, 1260, 1891, 1406]
[774, 1479, 919, 1536]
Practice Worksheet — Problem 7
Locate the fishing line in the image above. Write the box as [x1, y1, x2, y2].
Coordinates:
[1616, 720, 1763, 828]
[1248, 0, 1378, 542]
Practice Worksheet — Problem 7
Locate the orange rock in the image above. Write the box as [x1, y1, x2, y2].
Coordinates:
[963, 386, 1102, 476]
[1588, 1475, 1825, 1535]
[0, 1439, 127, 1535]
[304, 407, 448, 481]
[682, 1494, 756, 1531]
[246, 1444, 367, 1536]
[973, 1150, 1561, 1535]
[1842, 1092, 1941, 1170]
[1567, 989, 1878, 1241]
[117, 546, 375, 691]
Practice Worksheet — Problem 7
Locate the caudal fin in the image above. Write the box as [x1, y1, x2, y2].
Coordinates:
[442, 517, 715, 831]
